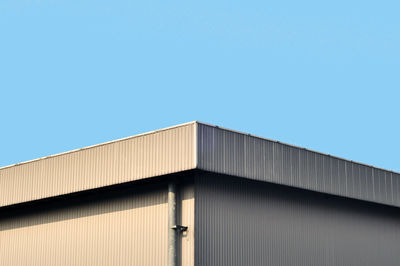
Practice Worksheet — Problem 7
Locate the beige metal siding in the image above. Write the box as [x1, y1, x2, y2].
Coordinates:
[0, 123, 196, 207]
[0, 183, 195, 266]
[197, 123, 400, 207]
[195, 173, 400, 266]
[0, 187, 167, 266]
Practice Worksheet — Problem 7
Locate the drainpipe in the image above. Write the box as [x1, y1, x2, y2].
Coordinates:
[168, 182, 178, 266]
[168, 181, 188, 266]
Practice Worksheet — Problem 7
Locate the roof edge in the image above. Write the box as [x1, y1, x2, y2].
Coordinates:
[196, 121, 399, 175]
[0, 121, 198, 171]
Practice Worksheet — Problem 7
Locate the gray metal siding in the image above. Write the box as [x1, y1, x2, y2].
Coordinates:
[197, 123, 400, 207]
[0, 183, 194, 266]
[195, 173, 400, 266]
[0, 123, 196, 207]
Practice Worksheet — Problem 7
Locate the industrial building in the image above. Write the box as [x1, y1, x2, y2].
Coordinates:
[1, 121, 399, 266]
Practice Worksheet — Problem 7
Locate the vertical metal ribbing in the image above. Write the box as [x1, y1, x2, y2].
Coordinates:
[168, 182, 177, 266]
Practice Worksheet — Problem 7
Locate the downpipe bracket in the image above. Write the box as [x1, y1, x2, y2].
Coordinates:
[171, 225, 188, 233]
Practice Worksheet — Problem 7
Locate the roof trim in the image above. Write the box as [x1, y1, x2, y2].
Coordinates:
[1, 121, 398, 208]
[0, 122, 196, 207]
[0, 121, 198, 171]
[196, 122, 400, 208]
[196, 121, 399, 175]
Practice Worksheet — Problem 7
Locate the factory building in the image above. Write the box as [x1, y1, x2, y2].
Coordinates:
[1, 121, 399, 266]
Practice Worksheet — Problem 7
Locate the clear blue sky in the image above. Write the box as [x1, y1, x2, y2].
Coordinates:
[1, 1, 399, 172]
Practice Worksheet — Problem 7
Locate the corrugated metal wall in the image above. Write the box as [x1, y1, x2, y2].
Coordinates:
[197, 123, 400, 207]
[0, 183, 194, 266]
[0, 123, 196, 207]
[195, 173, 400, 266]
[2, 121, 398, 209]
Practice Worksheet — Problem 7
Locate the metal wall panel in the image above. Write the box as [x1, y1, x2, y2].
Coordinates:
[0, 183, 195, 266]
[195, 173, 400, 266]
[0, 123, 196, 207]
[1, 121, 397, 209]
[0, 186, 168, 266]
[197, 123, 400, 207]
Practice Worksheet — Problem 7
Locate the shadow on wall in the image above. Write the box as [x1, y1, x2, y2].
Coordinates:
[0, 180, 169, 231]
